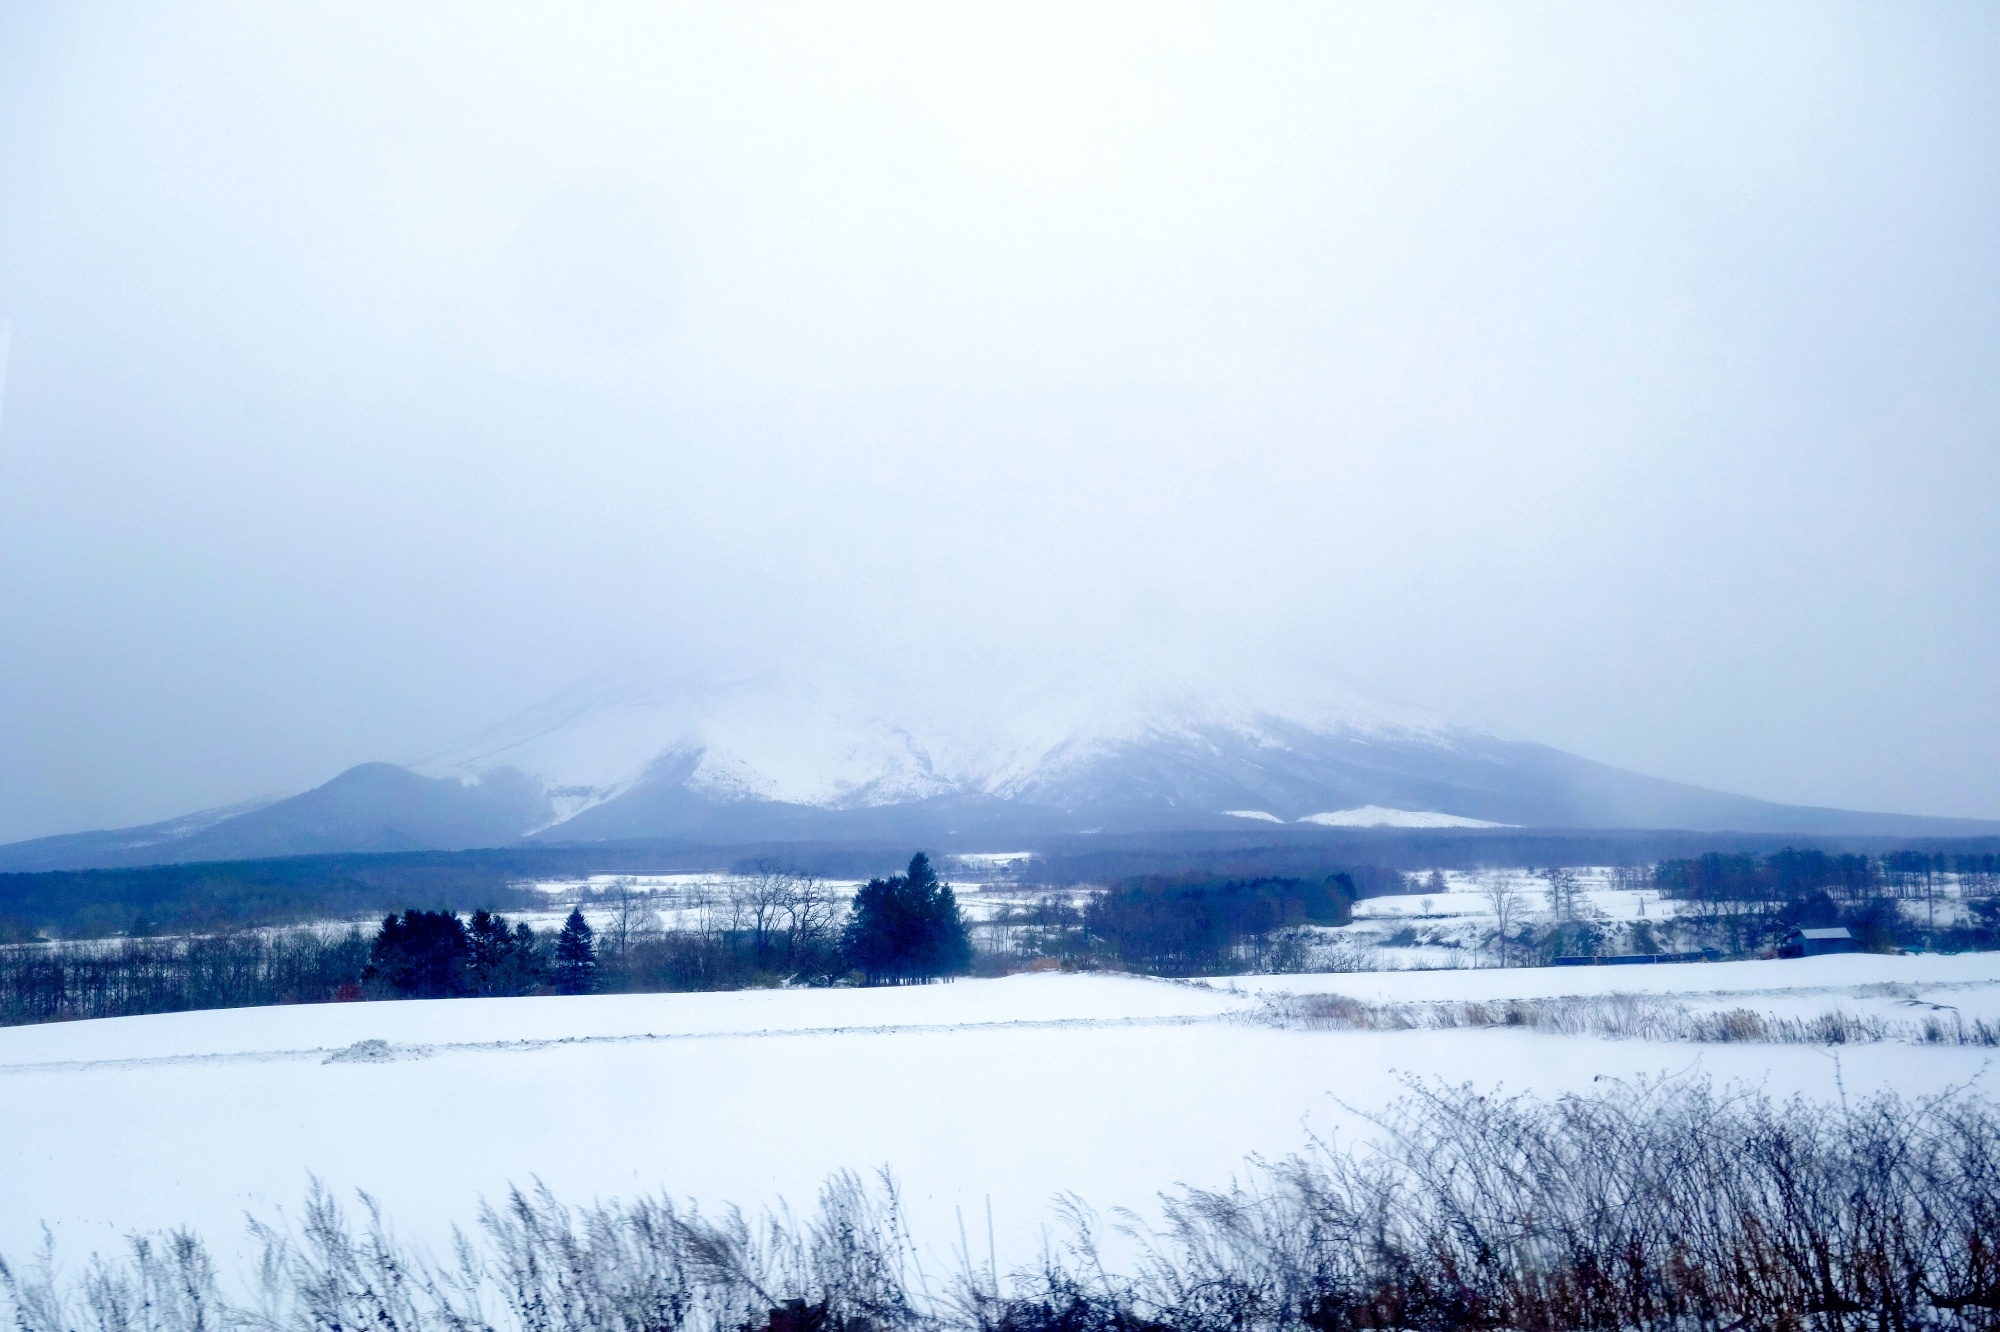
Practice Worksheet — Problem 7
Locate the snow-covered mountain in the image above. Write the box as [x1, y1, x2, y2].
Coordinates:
[5, 667, 1997, 871]
[402, 667, 1460, 825]
[407, 671, 966, 826]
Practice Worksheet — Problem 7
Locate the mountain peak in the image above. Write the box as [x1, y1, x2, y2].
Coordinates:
[406, 661, 1464, 818]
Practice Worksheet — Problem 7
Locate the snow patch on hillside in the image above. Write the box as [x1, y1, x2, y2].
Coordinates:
[1299, 806, 1509, 828]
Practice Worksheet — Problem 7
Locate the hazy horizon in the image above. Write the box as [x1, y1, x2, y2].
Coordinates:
[3, 3, 1998, 843]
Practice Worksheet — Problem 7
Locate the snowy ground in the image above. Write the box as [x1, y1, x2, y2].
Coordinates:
[1330, 868, 1667, 968]
[4, 956, 1997, 1277]
[1213, 952, 2000, 1030]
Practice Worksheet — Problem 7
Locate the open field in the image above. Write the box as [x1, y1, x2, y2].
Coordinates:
[3, 954, 1996, 1276]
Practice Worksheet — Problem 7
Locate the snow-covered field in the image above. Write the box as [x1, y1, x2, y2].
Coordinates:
[4, 955, 1997, 1276]
[1327, 868, 1661, 967]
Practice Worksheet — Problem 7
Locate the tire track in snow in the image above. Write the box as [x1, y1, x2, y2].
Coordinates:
[0, 1011, 1242, 1077]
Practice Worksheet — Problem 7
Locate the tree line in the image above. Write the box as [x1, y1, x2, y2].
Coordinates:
[361, 853, 975, 998]
[0, 857, 1379, 1025]
[1649, 846, 2000, 955]
[11, 845, 1992, 1024]
[0, 855, 539, 943]
[1655, 847, 2000, 902]
[0, 929, 370, 1025]
[0, 854, 976, 1024]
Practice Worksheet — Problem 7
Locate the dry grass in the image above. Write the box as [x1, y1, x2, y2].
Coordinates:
[6, 1079, 1997, 1332]
[1269, 990, 2000, 1046]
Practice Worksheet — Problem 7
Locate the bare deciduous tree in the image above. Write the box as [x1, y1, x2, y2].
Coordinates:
[596, 878, 662, 975]
[1540, 866, 1582, 921]
[779, 873, 841, 956]
[731, 862, 794, 964]
[1482, 875, 1524, 967]
[729, 862, 843, 973]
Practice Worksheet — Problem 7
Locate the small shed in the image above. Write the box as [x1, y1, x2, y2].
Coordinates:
[1784, 926, 1857, 958]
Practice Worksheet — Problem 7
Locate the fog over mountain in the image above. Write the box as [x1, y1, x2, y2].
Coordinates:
[2, 5, 1997, 844]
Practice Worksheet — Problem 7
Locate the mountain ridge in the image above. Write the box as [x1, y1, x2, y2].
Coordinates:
[5, 677, 1996, 872]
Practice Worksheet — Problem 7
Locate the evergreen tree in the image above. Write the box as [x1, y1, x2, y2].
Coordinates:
[362, 909, 470, 998]
[466, 909, 543, 996]
[554, 908, 597, 995]
[840, 852, 972, 984]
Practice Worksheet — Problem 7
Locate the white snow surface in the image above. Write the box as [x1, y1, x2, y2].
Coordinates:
[1213, 952, 2000, 1014]
[3, 961, 1996, 1275]
[1299, 806, 1509, 828]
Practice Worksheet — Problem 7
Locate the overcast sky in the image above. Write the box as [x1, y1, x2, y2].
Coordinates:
[1, 2, 1997, 842]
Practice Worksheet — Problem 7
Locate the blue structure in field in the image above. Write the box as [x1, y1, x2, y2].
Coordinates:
[1551, 949, 1721, 967]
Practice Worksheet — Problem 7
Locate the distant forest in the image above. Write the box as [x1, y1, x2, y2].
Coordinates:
[8, 829, 1995, 944]
[0, 860, 1366, 1025]
[3, 835, 2000, 1026]
[1652, 847, 2000, 955]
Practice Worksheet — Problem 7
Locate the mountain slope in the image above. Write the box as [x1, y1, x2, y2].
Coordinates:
[0, 765, 552, 872]
[0, 795, 285, 874]
[524, 713, 1996, 845]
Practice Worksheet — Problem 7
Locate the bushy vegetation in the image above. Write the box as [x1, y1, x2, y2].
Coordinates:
[1281, 989, 2000, 1047]
[7, 1079, 1996, 1332]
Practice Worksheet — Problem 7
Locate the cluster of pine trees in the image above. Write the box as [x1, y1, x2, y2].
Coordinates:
[358, 853, 976, 1002]
[363, 907, 600, 998]
[839, 853, 972, 984]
